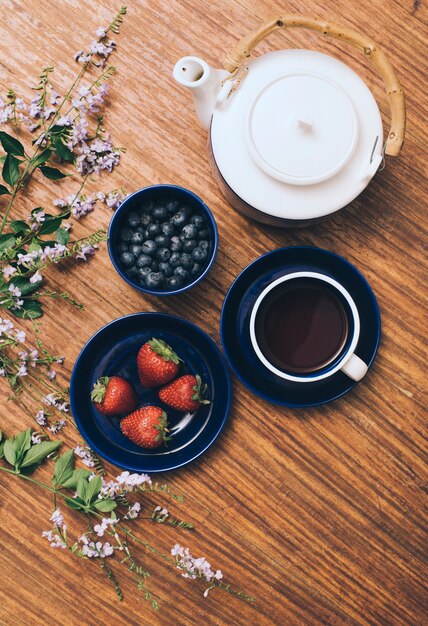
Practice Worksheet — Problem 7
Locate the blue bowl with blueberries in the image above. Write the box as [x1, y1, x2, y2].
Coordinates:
[108, 185, 218, 295]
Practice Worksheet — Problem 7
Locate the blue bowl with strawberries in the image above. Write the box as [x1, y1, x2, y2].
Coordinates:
[70, 313, 231, 472]
[108, 185, 218, 296]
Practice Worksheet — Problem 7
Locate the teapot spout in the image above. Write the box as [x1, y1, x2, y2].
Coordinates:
[173, 56, 229, 130]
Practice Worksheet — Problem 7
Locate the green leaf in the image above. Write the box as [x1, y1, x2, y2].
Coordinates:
[3, 438, 16, 466]
[2, 153, 20, 187]
[28, 240, 42, 254]
[0, 233, 16, 252]
[20, 439, 61, 468]
[76, 477, 89, 502]
[53, 449, 74, 486]
[14, 428, 32, 465]
[10, 220, 30, 234]
[39, 165, 69, 180]
[0, 441, 4, 459]
[52, 138, 73, 162]
[0, 156, 6, 165]
[65, 497, 86, 511]
[32, 148, 52, 168]
[0, 131, 25, 157]
[38, 216, 64, 235]
[0, 184, 10, 195]
[12, 299, 43, 319]
[94, 498, 117, 513]
[86, 475, 102, 503]
[3, 276, 40, 296]
[56, 227, 70, 245]
[60, 468, 92, 489]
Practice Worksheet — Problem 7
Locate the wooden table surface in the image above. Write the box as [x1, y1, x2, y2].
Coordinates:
[0, 1, 427, 625]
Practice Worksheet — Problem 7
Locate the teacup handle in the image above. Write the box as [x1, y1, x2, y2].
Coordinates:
[223, 15, 405, 156]
[340, 353, 368, 381]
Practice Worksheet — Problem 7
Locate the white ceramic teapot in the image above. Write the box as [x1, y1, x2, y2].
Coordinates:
[173, 15, 405, 226]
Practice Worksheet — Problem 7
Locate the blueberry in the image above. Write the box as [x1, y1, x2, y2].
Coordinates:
[153, 205, 167, 221]
[140, 213, 151, 227]
[146, 223, 161, 237]
[166, 276, 181, 289]
[136, 254, 152, 268]
[146, 271, 165, 289]
[180, 253, 193, 269]
[198, 228, 209, 239]
[170, 252, 181, 267]
[117, 241, 129, 253]
[127, 266, 139, 278]
[129, 244, 143, 256]
[169, 236, 183, 252]
[150, 259, 159, 271]
[190, 262, 202, 276]
[173, 266, 189, 282]
[155, 234, 168, 247]
[192, 247, 208, 262]
[138, 266, 151, 280]
[127, 211, 140, 228]
[131, 231, 145, 245]
[158, 261, 173, 277]
[171, 210, 189, 229]
[119, 252, 135, 267]
[190, 214, 206, 228]
[166, 200, 179, 214]
[160, 222, 174, 237]
[157, 247, 171, 262]
[120, 228, 133, 242]
[199, 240, 210, 251]
[181, 224, 198, 240]
[135, 225, 144, 234]
[182, 238, 197, 252]
[141, 240, 157, 256]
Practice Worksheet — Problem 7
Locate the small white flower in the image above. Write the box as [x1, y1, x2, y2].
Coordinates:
[2, 266, 16, 279]
[8, 284, 22, 298]
[125, 502, 141, 520]
[15, 329, 26, 343]
[43, 393, 57, 406]
[47, 369, 56, 380]
[31, 432, 43, 445]
[0, 368, 5, 376]
[50, 508, 64, 527]
[96, 27, 107, 38]
[30, 270, 43, 284]
[17, 364, 27, 377]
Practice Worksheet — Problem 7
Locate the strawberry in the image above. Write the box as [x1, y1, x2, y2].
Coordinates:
[120, 406, 170, 449]
[91, 376, 138, 416]
[137, 338, 181, 388]
[158, 374, 210, 412]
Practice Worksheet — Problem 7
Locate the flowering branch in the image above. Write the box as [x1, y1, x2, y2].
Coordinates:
[0, 430, 255, 609]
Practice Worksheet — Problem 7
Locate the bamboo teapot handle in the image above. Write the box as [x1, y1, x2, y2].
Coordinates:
[224, 15, 405, 156]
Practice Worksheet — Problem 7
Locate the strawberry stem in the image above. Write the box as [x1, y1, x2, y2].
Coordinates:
[148, 338, 182, 365]
[191, 374, 210, 405]
[90, 376, 110, 403]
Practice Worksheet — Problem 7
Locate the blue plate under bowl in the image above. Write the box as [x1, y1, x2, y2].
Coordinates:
[220, 246, 381, 407]
[70, 313, 231, 472]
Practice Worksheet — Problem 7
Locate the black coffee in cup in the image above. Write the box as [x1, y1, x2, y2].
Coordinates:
[254, 278, 349, 374]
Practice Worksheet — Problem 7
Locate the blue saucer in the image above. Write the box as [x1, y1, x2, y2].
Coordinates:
[220, 247, 381, 407]
[70, 313, 232, 472]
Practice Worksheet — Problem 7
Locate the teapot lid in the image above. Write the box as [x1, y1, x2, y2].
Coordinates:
[211, 49, 383, 220]
[247, 72, 358, 185]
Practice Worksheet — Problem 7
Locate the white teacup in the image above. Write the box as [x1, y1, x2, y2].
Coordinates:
[249, 272, 368, 382]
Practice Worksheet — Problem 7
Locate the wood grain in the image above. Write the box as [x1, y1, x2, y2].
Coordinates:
[0, 1, 427, 625]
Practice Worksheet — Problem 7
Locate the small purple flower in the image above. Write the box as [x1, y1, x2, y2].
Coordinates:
[36, 409, 48, 426]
